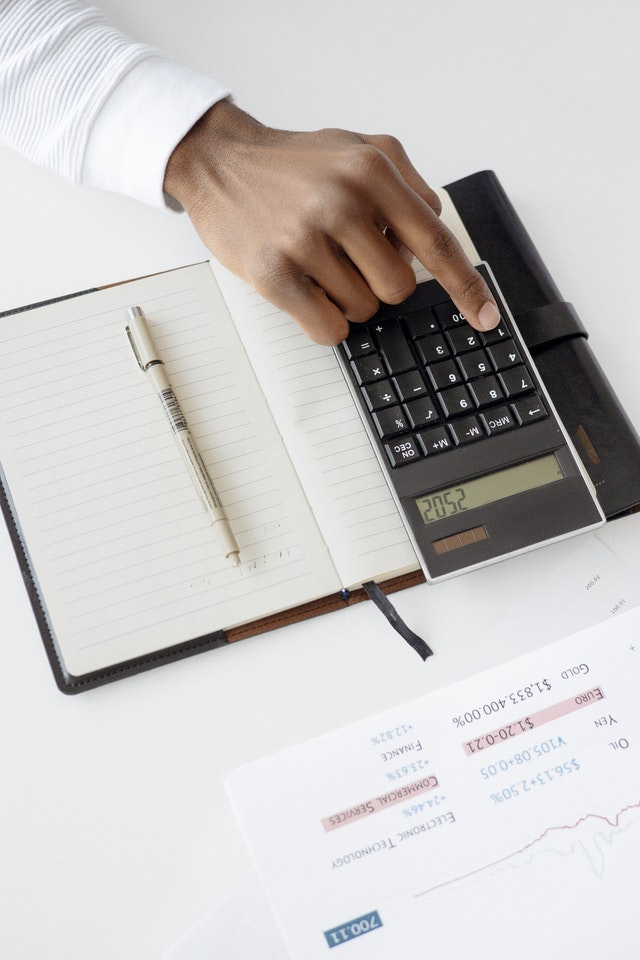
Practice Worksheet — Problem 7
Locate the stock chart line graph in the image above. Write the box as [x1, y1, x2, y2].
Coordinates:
[416, 800, 640, 898]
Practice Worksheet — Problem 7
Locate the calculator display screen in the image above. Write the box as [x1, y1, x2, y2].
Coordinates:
[415, 454, 565, 525]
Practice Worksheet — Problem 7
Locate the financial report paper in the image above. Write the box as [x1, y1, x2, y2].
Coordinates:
[228, 602, 640, 959]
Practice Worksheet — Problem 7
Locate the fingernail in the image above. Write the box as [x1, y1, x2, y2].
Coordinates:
[478, 301, 500, 330]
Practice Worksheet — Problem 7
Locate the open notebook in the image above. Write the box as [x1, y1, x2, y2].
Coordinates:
[0, 262, 419, 689]
[0, 193, 479, 691]
[0, 275, 436, 686]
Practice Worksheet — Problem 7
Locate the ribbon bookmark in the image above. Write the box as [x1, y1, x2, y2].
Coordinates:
[362, 581, 433, 661]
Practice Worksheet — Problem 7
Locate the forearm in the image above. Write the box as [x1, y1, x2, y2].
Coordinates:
[0, 0, 228, 206]
[0, 2, 499, 343]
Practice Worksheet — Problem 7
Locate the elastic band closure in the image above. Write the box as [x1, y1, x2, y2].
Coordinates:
[515, 301, 587, 351]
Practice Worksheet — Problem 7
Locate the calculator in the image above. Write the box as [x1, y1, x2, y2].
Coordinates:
[335, 262, 605, 581]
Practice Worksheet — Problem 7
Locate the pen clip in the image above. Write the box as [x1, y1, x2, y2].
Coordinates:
[126, 324, 145, 371]
[125, 305, 162, 372]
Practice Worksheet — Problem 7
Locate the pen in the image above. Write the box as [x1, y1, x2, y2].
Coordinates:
[125, 305, 241, 566]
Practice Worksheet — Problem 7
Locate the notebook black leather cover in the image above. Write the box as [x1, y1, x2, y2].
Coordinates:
[445, 170, 640, 519]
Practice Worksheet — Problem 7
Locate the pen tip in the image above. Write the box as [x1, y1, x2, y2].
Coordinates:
[228, 551, 241, 567]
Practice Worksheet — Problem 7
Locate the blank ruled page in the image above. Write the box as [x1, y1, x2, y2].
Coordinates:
[0, 264, 339, 677]
[212, 268, 419, 590]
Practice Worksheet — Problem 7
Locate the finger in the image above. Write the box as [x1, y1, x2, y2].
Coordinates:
[251, 261, 352, 345]
[267, 232, 382, 328]
[416, 221, 501, 332]
[340, 223, 418, 305]
[308, 248, 381, 325]
[384, 227, 416, 264]
[374, 174, 500, 331]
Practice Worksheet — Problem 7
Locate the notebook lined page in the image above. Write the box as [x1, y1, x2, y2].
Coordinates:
[211, 269, 418, 590]
[0, 264, 339, 677]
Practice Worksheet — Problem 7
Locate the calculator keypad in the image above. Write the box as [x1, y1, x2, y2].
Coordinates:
[344, 302, 547, 467]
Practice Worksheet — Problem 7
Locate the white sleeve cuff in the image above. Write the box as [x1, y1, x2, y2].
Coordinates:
[82, 55, 230, 209]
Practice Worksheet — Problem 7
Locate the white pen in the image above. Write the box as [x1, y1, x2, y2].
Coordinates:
[125, 305, 240, 566]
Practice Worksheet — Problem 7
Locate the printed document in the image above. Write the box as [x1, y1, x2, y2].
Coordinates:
[228, 581, 640, 959]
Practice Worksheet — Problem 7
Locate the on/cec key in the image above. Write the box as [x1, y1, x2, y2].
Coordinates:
[385, 435, 422, 467]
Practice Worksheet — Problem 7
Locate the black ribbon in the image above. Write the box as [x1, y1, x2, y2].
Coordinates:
[363, 581, 432, 661]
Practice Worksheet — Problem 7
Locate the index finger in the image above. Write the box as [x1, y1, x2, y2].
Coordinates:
[416, 216, 500, 330]
[392, 196, 500, 331]
[362, 148, 500, 331]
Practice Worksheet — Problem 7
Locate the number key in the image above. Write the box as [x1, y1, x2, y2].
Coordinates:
[487, 339, 522, 370]
[437, 384, 474, 418]
[468, 375, 504, 408]
[427, 359, 462, 390]
[457, 348, 491, 380]
[446, 325, 482, 354]
[481, 322, 509, 345]
[499, 365, 535, 397]
[417, 333, 450, 364]
[433, 301, 467, 328]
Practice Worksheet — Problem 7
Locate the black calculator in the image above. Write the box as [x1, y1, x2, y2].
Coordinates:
[335, 262, 605, 581]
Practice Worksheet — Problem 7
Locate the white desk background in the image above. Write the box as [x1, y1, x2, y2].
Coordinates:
[1, 2, 638, 958]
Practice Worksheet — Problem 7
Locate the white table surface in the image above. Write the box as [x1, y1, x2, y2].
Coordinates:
[1, 2, 639, 958]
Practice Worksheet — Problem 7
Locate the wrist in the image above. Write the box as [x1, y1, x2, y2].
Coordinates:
[163, 99, 266, 210]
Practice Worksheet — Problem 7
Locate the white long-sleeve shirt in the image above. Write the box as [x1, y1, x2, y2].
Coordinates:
[0, 0, 229, 207]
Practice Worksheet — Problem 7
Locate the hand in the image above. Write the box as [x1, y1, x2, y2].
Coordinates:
[164, 99, 500, 346]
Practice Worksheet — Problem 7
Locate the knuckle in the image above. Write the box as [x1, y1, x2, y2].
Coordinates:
[317, 194, 351, 238]
[381, 280, 416, 305]
[338, 142, 390, 190]
[314, 318, 350, 347]
[289, 178, 353, 240]
[426, 226, 459, 264]
[284, 221, 319, 260]
[253, 220, 322, 278]
[315, 126, 359, 144]
[358, 144, 391, 183]
[369, 132, 404, 158]
[249, 246, 296, 295]
[345, 291, 380, 325]
[458, 268, 488, 304]
[427, 191, 443, 217]
[376, 264, 417, 305]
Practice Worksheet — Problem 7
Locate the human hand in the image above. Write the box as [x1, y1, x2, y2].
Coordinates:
[164, 100, 500, 346]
